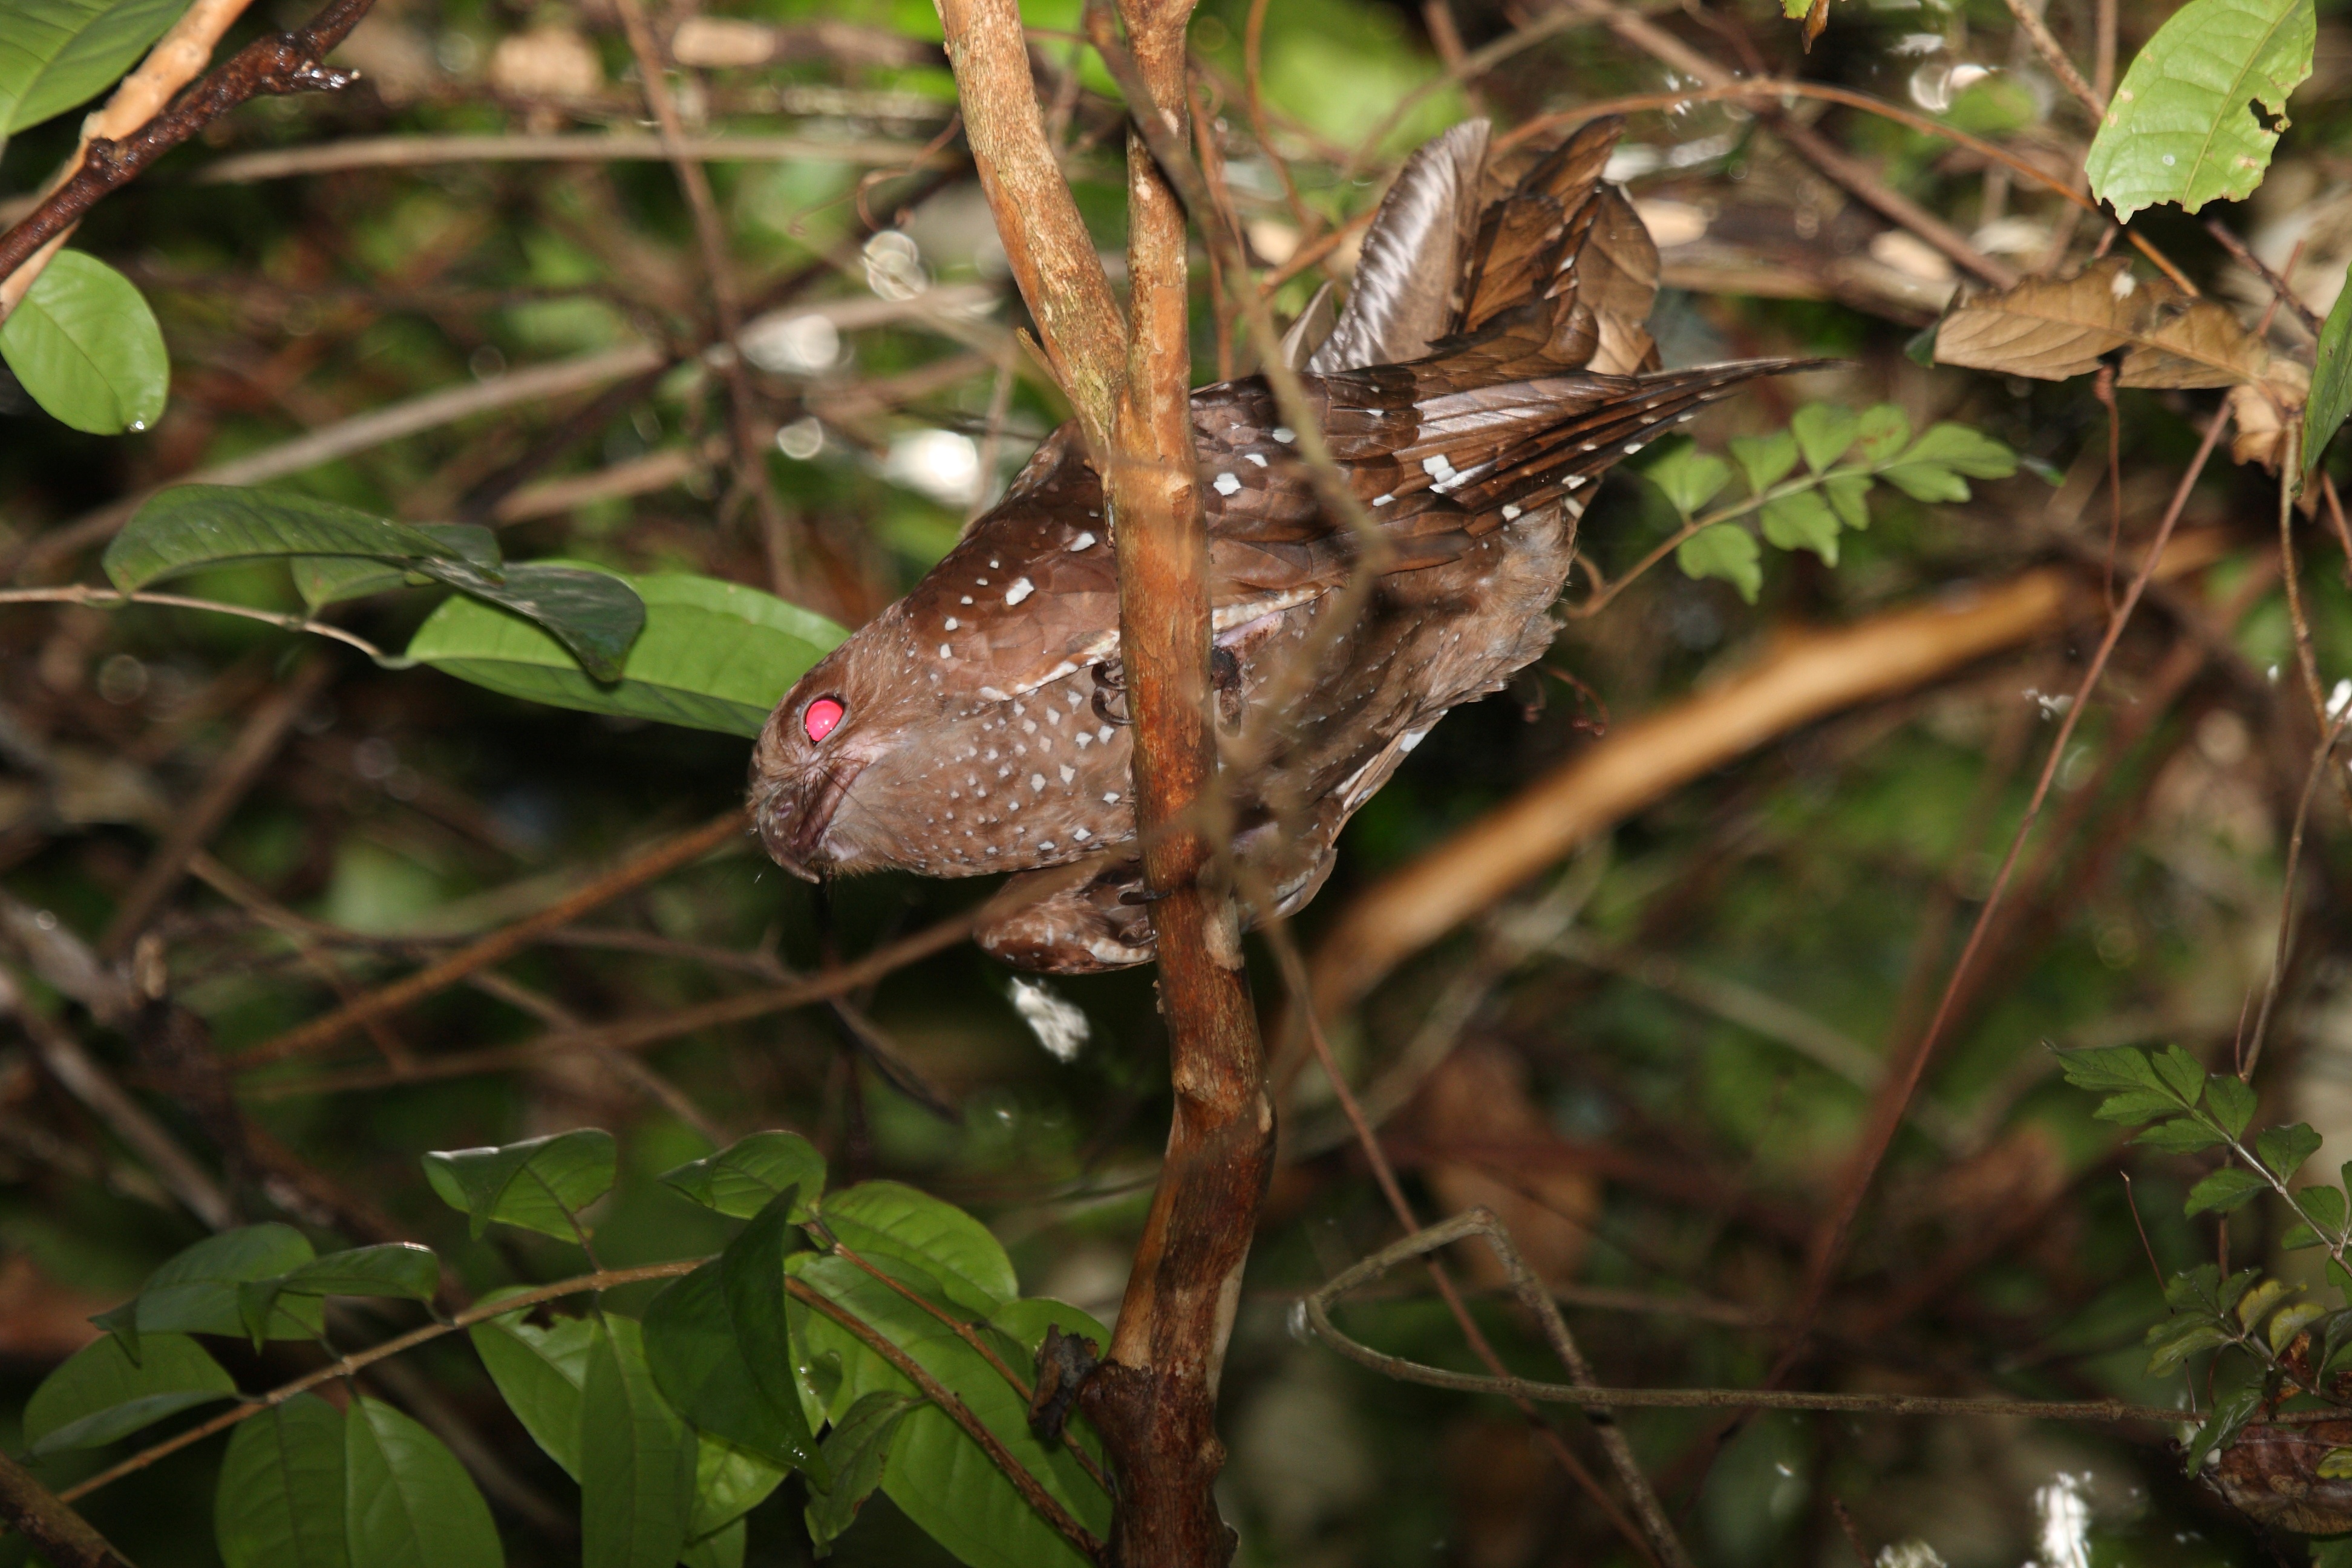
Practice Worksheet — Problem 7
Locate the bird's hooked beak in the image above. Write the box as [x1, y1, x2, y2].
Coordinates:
[752, 753, 869, 881]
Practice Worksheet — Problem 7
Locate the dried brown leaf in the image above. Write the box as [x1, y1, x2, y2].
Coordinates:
[1936, 257, 2271, 388]
[2213, 1420, 2352, 1533]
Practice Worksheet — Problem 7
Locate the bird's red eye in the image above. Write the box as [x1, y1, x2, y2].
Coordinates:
[803, 697, 846, 743]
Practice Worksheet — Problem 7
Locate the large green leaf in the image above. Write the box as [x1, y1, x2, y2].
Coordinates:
[24, 1331, 235, 1453]
[818, 1181, 1018, 1316]
[469, 1302, 595, 1480]
[661, 1131, 827, 1221]
[408, 569, 844, 737]
[580, 1315, 697, 1568]
[686, 1436, 788, 1544]
[2307, 270, 2352, 475]
[217, 1394, 350, 1568]
[423, 1129, 616, 1243]
[644, 1254, 822, 1475]
[238, 1245, 442, 1350]
[344, 1397, 503, 1568]
[0, 0, 188, 136]
[0, 249, 168, 434]
[792, 1252, 1109, 1568]
[107, 487, 465, 594]
[103, 1224, 324, 1356]
[2084, 0, 2314, 220]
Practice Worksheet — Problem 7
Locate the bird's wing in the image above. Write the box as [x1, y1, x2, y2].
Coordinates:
[1305, 119, 1491, 374]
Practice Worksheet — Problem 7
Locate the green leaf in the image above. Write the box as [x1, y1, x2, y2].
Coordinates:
[2145, 1316, 2233, 1376]
[682, 1518, 746, 1568]
[2305, 268, 2352, 474]
[2272, 1299, 2328, 1352]
[2134, 1117, 2230, 1154]
[24, 1332, 234, 1454]
[1642, 442, 1732, 518]
[1895, 423, 2019, 479]
[2259, 1122, 2324, 1180]
[2183, 1382, 2263, 1474]
[1728, 431, 1799, 493]
[1821, 472, 1872, 530]
[2238, 1275, 2294, 1328]
[0, 249, 168, 434]
[2084, 0, 2314, 221]
[1759, 489, 1841, 564]
[1875, 461, 1968, 504]
[2301, 1185, 2349, 1238]
[819, 1181, 1018, 1316]
[2186, 1166, 2270, 1216]
[293, 525, 501, 609]
[1855, 404, 1910, 463]
[0, 0, 189, 137]
[107, 486, 466, 594]
[2285, 1220, 2325, 1250]
[644, 1250, 823, 1477]
[423, 1129, 616, 1243]
[2154, 1045, 2209, 1105]
[2092, 1087, 2183, 1125]
[117, 1224, 323, 1352]
[408, 569, 844, 738]
[580, 1315, 697, 1568]
[792, 1252, 1109, 1568]
[216, 1394, 350, 1568]
[469, 1302, 595, 1480]
[2314, 1530, 2352, 1568]
[344, 1396, 503, 1568]
[1790, 404, 1860, 471]
[687, 1436, 787, 1543]
[448, 564, 645, 684]
[661, 1131, 828, 1221]
[2206, 1074, 2258, 1138]
[720, 1197, 825, 1478]
[805, 1392, 918, 1555]
[1675, 523, 1762, 603]
[2057, 1044, 2166, 1094]
[237, 1244, 442, 1351]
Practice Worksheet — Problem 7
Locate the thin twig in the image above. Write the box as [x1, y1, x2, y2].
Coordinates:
[195, 132, 938, 182]
[0, 587, 393, 662]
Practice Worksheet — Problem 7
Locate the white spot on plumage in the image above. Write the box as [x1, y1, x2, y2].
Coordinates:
[1373, 493, 1395, 507]
[939, 643, 952, 658]
[1103, 792, 1121, 803]
[944, 616, 958, 630]
[1059, 764, 1076, 783]
[1212, 472, 1241, 496]
[1272, 426, 1294, 443]
[1006, 577, 1034, 606]
[1245, 452, 1267, 467]
[1501, 503, 1522, 520]
[1071, 531, 1096, 550]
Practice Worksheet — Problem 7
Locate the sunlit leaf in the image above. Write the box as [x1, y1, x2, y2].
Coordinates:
[108, 486, 466, 595]
[0, 249, 168, 435]
[2084, 0, 2313, 221]
[818, 1181, 1018, 1316]
[423, 1129, 616, 1243]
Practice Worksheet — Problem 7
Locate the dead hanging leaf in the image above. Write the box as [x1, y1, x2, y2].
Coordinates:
[1936, 256, 2273, 388]
[2213, 1419, 2352, 1533]
[2228, 358, 2311, 470]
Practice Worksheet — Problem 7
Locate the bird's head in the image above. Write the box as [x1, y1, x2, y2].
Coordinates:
[749, 622, 919, 880]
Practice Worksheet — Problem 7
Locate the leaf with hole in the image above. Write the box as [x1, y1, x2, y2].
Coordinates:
[0, 249, 168, 434]
[661, 1131, 827, 1221]
[423, 1129, 616, 1243]
[1675, 523, 1761, 603]
[0, 0, 190, 137]
[24, 1331, 234, 1454]
[409, 570, 844, 737]
[2084, 0, 2313, 220]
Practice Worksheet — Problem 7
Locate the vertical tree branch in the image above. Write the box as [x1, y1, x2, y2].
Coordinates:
[1076, 3, 1273, 1565]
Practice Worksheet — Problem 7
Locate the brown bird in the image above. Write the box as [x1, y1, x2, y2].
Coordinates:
[750, 115, 1807, 972]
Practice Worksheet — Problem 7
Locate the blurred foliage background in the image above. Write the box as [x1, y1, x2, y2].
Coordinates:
[1, 0, 2349, 1560]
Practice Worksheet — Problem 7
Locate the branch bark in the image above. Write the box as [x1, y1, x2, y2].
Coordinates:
[0, 1451, 134, 1568]
[935, 0, 1270, 1558]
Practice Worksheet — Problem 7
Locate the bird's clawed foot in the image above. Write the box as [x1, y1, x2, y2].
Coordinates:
[1090, 661, 1130, 727]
